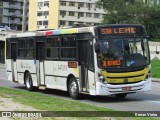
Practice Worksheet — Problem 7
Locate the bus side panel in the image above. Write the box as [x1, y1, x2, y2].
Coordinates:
[44, 61, 54, 75]
[143, 77, 152, 91]
[16, 59, 37, 85]
[17, 73, 24, 84]
[6, 59, 13, 81]
[53, 61, 79, 78]
[45, 61, 57, 89]
[45, 76, 67, 91]
[88, 70, 96, 95]
[45, 61, 79, 91]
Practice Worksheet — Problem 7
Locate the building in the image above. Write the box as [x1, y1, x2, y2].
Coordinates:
[0, 0, 28, 31]
[144, 0, 160, 5]
[28, 0, 106, 31]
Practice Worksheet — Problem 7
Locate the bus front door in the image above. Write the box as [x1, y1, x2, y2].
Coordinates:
[36, 42, 45, 87]
[11, 43, 18, 81]
[78, 40, 89, 92]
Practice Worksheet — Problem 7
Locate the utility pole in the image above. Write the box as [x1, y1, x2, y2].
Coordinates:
[22, 0, 28, 32]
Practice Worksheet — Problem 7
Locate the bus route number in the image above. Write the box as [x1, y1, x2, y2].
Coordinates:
[102, 60, 121, 67]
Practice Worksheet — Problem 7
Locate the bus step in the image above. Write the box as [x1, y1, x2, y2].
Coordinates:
[80, 92, 89, 94]
[81, 88, 89, 93]
[38, 86, 46, 90]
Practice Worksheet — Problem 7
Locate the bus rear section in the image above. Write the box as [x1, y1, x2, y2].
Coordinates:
[93, 25, 151, 97]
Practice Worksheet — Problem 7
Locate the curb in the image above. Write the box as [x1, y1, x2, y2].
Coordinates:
[152, 78, 160, 83]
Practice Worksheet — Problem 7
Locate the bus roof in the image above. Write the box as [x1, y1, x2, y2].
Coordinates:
[7, 24, 145, 38]
[7, 27, 93, 38]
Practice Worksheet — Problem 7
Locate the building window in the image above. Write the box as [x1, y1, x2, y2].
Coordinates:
[94, 3, 99, 9]
[87, 3, 92, 9]
[37, 21, 42, 25]
[69, 11, 74, 16]
[94, 13, 100, 18]
[38, 2, 43, 7]
[69, 21, 74, 26]
[44, 1, 49, 7]
[78, 12, 84, 17]
[37, 11, 43, 16]
[86, 22, 92, 25]
[94, 23, 100, 26]
[86, 13, 92, 17]
[44, 11, 49, 16]
[9, 9, 16, 13]
[60, 20, 66, 25]
[78, 2, 84, 7]
[60, 1, 66, 6]
[60, 11, 66, 16]
[43, 21, 48, 25]
[69, 2, 75, 6]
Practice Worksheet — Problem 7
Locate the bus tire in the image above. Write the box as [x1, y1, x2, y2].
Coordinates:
[69, 77, 80, 99]
[115, 93, 127, 98]
[25, 72, 34, 91]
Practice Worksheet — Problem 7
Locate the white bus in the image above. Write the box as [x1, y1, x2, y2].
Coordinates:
[6, 24, 151, 99]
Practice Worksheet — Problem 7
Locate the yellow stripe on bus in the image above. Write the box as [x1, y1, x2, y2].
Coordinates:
[101, 67, 149, 84]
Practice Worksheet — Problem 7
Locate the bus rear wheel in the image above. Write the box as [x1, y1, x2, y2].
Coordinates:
[25, 72, 34, 91]
[69, 77, 80, 99]
[115, 93, 127, 98]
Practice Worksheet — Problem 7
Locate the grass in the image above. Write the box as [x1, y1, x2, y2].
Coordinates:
[151, 59, 160, 78]
[0, 86, 159, 120]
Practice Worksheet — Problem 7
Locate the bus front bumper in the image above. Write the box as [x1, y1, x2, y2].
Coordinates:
[94, 78, 151, 96]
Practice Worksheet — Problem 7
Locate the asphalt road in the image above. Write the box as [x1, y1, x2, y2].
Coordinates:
[0, 73, 160, 112]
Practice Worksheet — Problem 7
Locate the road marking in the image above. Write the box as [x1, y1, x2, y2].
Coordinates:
[144, 100, 160, 104]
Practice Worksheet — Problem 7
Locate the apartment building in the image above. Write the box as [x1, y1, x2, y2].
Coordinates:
[28, 0, 106, 31]
[0, 0, 28, 31]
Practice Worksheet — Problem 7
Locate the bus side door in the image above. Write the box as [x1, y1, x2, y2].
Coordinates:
[77, 38, 95, 92]
[35, 37, 46, 86]
[10, 42, 18, 82]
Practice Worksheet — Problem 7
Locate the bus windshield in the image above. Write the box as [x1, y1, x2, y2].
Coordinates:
[97, 37, 150, 68]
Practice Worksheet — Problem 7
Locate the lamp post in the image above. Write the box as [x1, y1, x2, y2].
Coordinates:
[22, 0, 28, 32]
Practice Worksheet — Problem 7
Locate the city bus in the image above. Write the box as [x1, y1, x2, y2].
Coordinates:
[6, 24, 151, 99]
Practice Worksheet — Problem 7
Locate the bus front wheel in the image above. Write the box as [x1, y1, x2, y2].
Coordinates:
[25, 72, 34, 91]
[69, 77, 80, 99]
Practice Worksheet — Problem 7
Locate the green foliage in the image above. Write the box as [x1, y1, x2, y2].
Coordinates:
[151, 59, 160, 78]
[97, 0, 160, 41]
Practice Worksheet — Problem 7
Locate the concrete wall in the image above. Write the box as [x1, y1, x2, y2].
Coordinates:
[149, 41, 160, 60]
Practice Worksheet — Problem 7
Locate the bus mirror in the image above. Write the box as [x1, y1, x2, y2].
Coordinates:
[95, 43, 100, 53]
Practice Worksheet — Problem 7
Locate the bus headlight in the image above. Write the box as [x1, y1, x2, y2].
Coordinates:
[97, 73, 106, 83]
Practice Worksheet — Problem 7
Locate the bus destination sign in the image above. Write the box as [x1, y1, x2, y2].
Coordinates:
[101, 27, 136, 34]
[97, 26, 144, 36]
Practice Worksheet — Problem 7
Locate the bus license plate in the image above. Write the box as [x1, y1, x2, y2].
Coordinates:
[122, 86, 131, 90]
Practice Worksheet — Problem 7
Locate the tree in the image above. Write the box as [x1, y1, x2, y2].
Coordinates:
[97, 0, 147, 24]
[97, 0, 160, 41]
[143, 5, 160, 41]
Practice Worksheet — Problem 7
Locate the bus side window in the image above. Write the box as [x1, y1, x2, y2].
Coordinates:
[88, 40, 94, 70]
[61, 36, 76, 59]
[18, 40, 25, 58]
